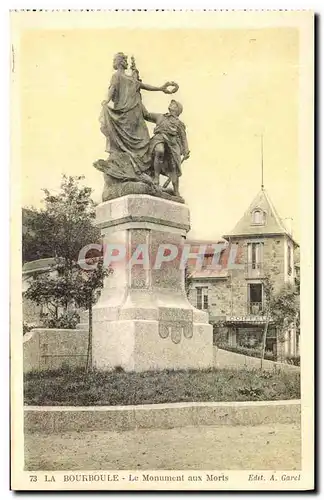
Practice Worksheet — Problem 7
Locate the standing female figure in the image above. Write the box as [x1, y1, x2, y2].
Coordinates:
[98, 52, 178, 182]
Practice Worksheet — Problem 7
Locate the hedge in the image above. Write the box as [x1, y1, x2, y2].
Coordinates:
[217, 343, 275, 361]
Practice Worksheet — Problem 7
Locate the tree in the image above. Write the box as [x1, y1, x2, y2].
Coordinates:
[22, 175, 100, 263]
[24, 270, 78, 325]
[22, 208, 54, 263]
[184, 265, 193, 298]
[24, 175, 105, 329]
[261, 274, 300, 366]
[74, 259, 109, 372]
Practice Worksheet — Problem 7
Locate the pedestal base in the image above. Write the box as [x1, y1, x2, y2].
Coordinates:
[87, 195, 213, 372]
[92, 318, 212, 372]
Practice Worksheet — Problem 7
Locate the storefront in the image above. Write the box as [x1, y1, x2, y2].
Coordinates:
[213, 315, 278, 359]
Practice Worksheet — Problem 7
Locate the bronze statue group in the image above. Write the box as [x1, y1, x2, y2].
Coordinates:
[95, 52, 190, 200]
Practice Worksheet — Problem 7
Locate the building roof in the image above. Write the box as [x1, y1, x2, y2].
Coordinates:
[186, 239, 230, 280]
[22, 258, 56, 274]
[222, 188, 298, 245]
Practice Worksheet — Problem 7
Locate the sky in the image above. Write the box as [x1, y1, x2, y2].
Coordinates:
[19, 26, 300, 241]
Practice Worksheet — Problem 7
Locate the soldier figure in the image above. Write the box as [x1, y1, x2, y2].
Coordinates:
[146, 100, 190, 197]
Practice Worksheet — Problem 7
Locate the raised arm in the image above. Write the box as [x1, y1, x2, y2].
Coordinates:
[140, 81, 179, 94]
[140, 82, 163, 92]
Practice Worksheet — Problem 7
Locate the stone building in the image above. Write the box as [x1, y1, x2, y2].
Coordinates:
[187, 188, 299, 361]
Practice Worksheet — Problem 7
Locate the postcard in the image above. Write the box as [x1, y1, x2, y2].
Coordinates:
[10, 10, 314, 491]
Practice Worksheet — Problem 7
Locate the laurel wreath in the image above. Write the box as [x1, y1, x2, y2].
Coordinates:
[162, 81, 179, 94]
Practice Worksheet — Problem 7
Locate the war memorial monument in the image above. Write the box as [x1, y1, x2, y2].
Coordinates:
[84, 52, 213, 371]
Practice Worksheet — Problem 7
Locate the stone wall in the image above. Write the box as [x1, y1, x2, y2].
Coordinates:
[188, 279, 231, 318]
[214, 347, 300, 372]
[208, 280, 231, 316]
[23, 298, 43, 326]
[230, 236, 287, 311]
[25, 400, 301, 434]
[23, 329, 88, 372]
[263, 236, 287, 291]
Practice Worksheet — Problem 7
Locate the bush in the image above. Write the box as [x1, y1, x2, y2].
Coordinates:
[217, 343, 275, 361]
[23, 322, 38, 335]
[213, 325, 228, 345]
[44, 311, 80, 329]
[286, 355, 300, 366]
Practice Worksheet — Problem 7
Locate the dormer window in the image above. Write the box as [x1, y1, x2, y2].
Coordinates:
[251, 209, 265, 225]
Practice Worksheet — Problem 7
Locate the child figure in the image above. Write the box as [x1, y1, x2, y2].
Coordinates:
[145, 100, 190, 197]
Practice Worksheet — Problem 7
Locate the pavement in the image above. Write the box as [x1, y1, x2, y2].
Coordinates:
[25, 423, 301, 471]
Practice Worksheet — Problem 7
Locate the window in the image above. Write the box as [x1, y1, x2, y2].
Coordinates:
[203, 290, 208, 310]
[252, 209, 265, 225]
[249, 283, 262, 303]
[248, 283, 263, 314]
[196, 287, 208, 310]
[247, 242, 263, 270]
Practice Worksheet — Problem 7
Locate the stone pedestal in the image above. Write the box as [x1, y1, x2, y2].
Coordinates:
[86, 194, 212, 372]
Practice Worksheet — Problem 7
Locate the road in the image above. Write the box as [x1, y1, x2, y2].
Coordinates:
[25, 423, 301, 471]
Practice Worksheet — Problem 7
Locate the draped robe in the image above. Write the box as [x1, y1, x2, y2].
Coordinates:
[98, 71, 152, 181]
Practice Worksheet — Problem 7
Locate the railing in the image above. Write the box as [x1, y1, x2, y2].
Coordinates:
[248, 302, 264, 315]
